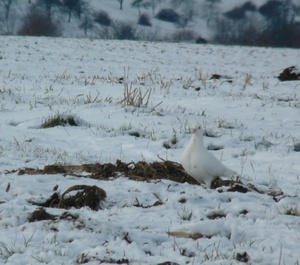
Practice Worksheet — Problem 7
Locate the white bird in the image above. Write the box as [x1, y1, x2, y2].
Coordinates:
[181, 125, 236, 188]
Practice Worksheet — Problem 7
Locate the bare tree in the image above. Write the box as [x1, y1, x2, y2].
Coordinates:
[117, 0, 124, 10]
[0, 0, 18, 34]
[203, 0, 221, 26]
[131, 0, 150, 16]
[179, 0, 196, 28]
[258, 0, 297, 47]
[132, 0, 142, 15]
[149, 0, 155, 15]
[79, 15, 94, 36]
[63, 0, 89, 22]
[0, 0, 15, 20]
[36, 0, 61, 20]
[170, 0, 181, 9]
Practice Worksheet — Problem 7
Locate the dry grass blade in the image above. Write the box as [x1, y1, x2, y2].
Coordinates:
[119, 83, 152, 107]
[6, 182, 10, 192]
[242, 73, 253, 90]
[85, 91, 100, 104]
[167, 231, 203, 240]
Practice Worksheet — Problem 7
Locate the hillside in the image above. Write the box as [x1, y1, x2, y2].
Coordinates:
[1, 0, 300, 47]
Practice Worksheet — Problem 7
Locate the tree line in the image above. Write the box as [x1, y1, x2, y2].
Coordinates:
[0, 0, 299, 48]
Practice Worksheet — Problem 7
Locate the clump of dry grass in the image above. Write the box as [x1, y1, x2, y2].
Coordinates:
[242, 73, 253, 90]
[118, 83, 151, 107]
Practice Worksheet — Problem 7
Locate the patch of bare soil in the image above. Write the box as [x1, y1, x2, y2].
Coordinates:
[30, 185, 106, 211]
[8, 159, 285, 212]
[17, 159, 198, 184]
[29, 207, 80, 223]
[29, 207, 56, 222]
[15, 160, 286, 197]
[58, 185, 106, 210]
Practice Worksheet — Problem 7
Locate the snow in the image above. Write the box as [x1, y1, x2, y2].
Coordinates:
[0, 36, 300, 264]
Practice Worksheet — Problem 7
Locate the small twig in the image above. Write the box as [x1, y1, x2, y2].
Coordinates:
[278, 242, 282, 265]
[6, 182, 10, 192]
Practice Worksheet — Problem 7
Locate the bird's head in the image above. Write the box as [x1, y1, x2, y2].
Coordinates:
[192, 124, 202, 134]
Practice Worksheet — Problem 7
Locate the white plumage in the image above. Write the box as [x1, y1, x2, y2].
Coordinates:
[181, 125, 236, 188]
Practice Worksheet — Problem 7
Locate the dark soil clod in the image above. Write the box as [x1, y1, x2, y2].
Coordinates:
[210, 74, 222, 79]
[29, 207, 56, 222]
[278, 66, 300, 81]
[58, 185, 107, 210]
[207, 211, 227, 219]
[227, 184, 250, 193]
[34, 192, 60, 207]
[235, 252, 250, 263]
[31, 185, 106, 211]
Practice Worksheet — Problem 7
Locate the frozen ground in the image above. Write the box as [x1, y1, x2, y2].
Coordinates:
[0, 36, 300, 264]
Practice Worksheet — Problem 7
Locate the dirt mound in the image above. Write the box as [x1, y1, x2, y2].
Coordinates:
[18, 160, 197, 212]
[18, 159, 199, 184]
[16, 160, 283, 196]
[58, 185, 106, 210]
[278, 66, 300, 81]
[30, 184, 106, 211]
[9, 160, 285, 213]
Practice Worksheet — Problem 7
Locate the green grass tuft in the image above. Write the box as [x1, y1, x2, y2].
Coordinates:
[41, 113, 79, 128]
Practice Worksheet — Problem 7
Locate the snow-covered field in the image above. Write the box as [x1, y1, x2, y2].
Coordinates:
[0, 36, 300, 264]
